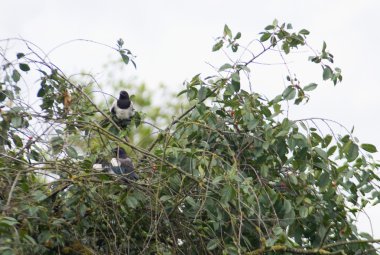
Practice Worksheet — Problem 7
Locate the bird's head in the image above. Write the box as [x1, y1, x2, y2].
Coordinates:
[112, 147, 127, 158]
[119, 90, 129, 100]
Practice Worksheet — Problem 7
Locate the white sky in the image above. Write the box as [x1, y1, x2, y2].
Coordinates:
[2, 0, 380, 237]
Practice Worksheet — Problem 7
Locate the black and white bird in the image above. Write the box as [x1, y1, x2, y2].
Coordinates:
[110, 90, 135, 121]
[93, 147, 138, 181]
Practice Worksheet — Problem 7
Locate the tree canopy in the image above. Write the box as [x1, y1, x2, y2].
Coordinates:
[0, 20, 379, 255]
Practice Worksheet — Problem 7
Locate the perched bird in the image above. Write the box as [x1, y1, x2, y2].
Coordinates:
[110, 90, 135, 121]
[111, 147, 138, 180]
[93, 147, 138, 181]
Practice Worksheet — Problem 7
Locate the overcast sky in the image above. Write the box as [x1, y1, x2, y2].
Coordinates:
[1, 0, 380, 237]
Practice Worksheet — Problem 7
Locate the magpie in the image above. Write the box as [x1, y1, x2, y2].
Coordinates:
[110, 90, 135, 121]
[93, 147, 138, 181]
[111, 147, 138, 180]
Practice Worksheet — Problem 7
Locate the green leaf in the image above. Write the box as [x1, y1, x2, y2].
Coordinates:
[212, 176, 224, 186]
[344, 141, 359, 162]
[11, 116, 22, 128]
[22, 234, 37, 245]
[223, 24, 232, 38]
[283, 199, 292, 214]
[289, 175, 298, 185]
[207, 239, 220, 251]
[234, 32, 241, 40]
[310, 56, 321, 63]
[282, 43, 290, 54]
[219, 63, 232, 72]
[299, 206, 308, 218]
[120, 53, 129, 65]
[198, 86, 208, 101]
[276, 130, 288, 138]
[327, 145, 337, 156]
[66, 146, 78, 158]
[37, 87, 46, 97]
[299, 29, 310, 35]
[231, 44, 238, 53]
[260, 32, 271, 42]
[12, 134, 23, 147]
[273, 226, 284, 236]
[318, 172, 330, 188]
[17, 53, 25, 59]
[134, 111, 141, 127]
[32, 190, 47, 202]
[273, 103, 281, 114]
[12, 70, 21, 82]
[361, 143, 377, 153]
[0, 216, 18, 227]
[322, 41, 327, 52]
[224, 245, 238, 255]
[37, 69, 47, 75]
[359, 232, 373, 240]
[270, 36, 277, 46]
[294, 97, 303, 105]
[50, 136, 64, 153]
[29, 150, 41, 161]
[247, 119, 258, 130]
[323, 135, 333, 148]
[189, 73, 202, 86]
[265, 25, 275, 30]
[260, 107, 272, 118]
[323, 66, 333, 80]
[303, 83, 318, 92]
[212, 40, 224, 52]
[0, 90, 6, 102]
[117, 38, 124, 47]
[282, 86, 296, 100]
[314, 147, 328, 161]
[19, 63, 30, 72]
[231, 72, 240, 92]
[79, 204, 87, 217]
[126, 195, 139, 208]
[187, 87, 198, 100]
[131, 60, 137, 69]
[293, 133, 306, 140]
[159, 195, 172, 202]
[52, 218, 66, 226]
[221, 185, 235, 205]
[177, 89, 188, 97]
[185, 196, 198, 208]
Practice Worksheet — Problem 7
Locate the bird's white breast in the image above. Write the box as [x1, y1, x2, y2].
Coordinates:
[111, 102, 135, 120]
[110, 158, 120, 167]
[92, 164, 104, 171]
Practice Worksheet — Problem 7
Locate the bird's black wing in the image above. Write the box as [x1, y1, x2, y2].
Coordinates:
[116, 158, 138, 180]
[93, 160, 112, 173]
[110, 103, 116, 114]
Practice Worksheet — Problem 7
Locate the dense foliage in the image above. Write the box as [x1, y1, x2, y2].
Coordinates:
[0, 20, 379, 254]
